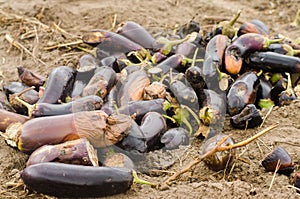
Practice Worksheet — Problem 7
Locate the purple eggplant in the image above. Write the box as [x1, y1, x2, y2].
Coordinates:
[82, 29, 145, 60]
[185, 65, 206, 91]
[38, 66, 76, 104]
[116, 21, 158, 49]
[118, 98, 166, 124]
[143, 82, 166, 100]
[17, 66, 45, 88]
[237, 20, 269, 36]
[140, 112, 167, 152]
[82, 66, 116, 99]
[0, 109, 29, 131]
[230, 104, 262, 129]
[117, 70, 150, 107]
[26, 138, 99, 167]
[227, 72, 261, 116]
[246, 51, 300, 73]
[177, 20, 200, 39]
[203, 34, 232, 91]
[199, 89, 226, 126]
[160, 127, 189, 150]
[21, 162, 134, 198]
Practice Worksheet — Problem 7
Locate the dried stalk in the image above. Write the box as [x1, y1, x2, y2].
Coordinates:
[165, 123, 279, 184]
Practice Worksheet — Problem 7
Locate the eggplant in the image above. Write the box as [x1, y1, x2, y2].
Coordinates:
[143, 82, 166, 100]
[169, 79, 199, 113]
[203, 34, 232, 91]
[38, 66, 76, 104]
[101, 86, 118, 115]
[140, 112, 167, 151]
[116, 21, 158, 49]
[177, 20, 200, 39]
[99, 54, 127, 73]
[185, 65, 206, 91]
[2, 111, 132, 154]
[156, 54, 189, 74]
[151, 52, 167, 64]
[0, 109, 29, 131]
[117, 70, 150, 107]
[199, 89, 226, 126]
[82, 29, 145, 60]
[118, 98, 166, 123]
[227, 72, 261, 116]
[0, 85, 14, 112]
[230, 104, 262, 129]
[160, 127, 189, 150]
[28, 95, 103, 117]
[17, 66, 45, 88]
[21, 162, 134, 198]
[246, 51, 300, 73]
[237, 20, 269, 36]
[26, 138, 98, 167]
[295, 172, 300, 194]
[82, 66, 116, 99]
[175, 42, 205, 60]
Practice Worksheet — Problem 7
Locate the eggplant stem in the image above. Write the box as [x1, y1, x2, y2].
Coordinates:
[264, 37, 284, 49]
[191, 47, 199, 67]
[14, 96, 35, 118]
[162, 114, 177, 123]
[181, 105, 200, 125]
[229, 10, 242, 27]
[132, 170, 157, 187]
[75, 46, 96, 56]
[181, 115, 193, 135]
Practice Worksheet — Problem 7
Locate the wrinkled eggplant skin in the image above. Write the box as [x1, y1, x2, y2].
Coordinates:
[117, 70, 150, 107]
[38, 66, 76, 104]
[17, 66, 45, 88]
[140, 112, 167, 152]
[262, 146, 294, 176]
[185, 65, 206, 91]
[160, 127, 189, 150]
[227, 72, 260, 116]
[32, 95, 103, 117]
[246, 51, 300, 73]
[82, 66, 116, 99]
[230, 104, 262, 129]
[21, 162, 133, 198]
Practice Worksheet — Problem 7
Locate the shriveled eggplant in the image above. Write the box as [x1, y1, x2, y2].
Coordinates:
[230, 104, 262, 129]
[202, 133, 235, 171]
[227, 72, 261, 116]
[17, 66, 45, 88]
[26, 138, 98, 167]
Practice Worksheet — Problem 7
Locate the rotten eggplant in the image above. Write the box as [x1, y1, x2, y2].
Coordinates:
[227, 72, 261, 116]
[26, 138, 98, 167]
[17, 66, 45, 88]
[230, 104, 262, 129]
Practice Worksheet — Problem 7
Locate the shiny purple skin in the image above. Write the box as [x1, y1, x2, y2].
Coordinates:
[262, 146, 294, 176]
[21, 162, 133, 198]
[156, 54, 185, 74]
[38, 66, 76, 104]
[160, 127, 189, 150]
[140, 112, 167, 152]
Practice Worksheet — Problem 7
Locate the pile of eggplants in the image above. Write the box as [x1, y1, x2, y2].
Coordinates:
[1, 15, 300, 197]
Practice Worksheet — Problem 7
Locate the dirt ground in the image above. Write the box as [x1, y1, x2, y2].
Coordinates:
[0, 0, 300, 198]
